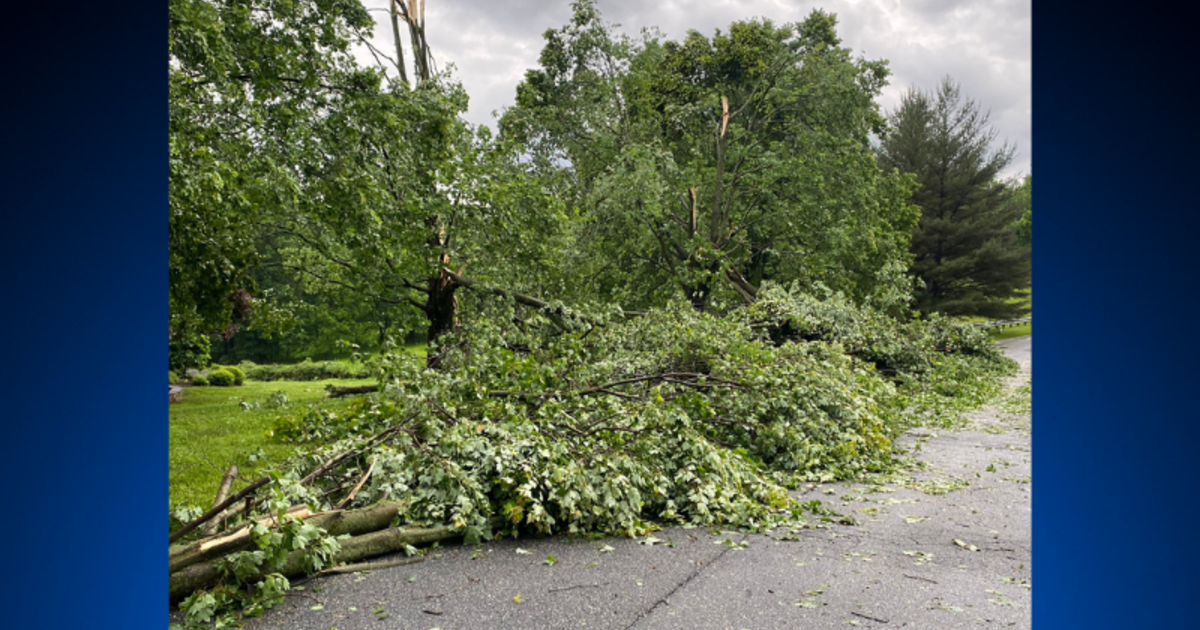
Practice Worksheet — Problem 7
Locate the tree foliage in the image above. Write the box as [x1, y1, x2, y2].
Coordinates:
[169, 0, 384, 367]
[1011, 175, 1032, 246]
[263, 288, 1011, 541]
[502, 2, 919, 313]
[876, 77, 1031, 318]
[169, 0, 569, 369]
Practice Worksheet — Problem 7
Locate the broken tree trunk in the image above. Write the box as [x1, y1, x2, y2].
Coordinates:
[169, 521, 456, 601]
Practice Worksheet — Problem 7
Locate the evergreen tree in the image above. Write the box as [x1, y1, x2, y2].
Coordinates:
[877, 77, 1030, 318]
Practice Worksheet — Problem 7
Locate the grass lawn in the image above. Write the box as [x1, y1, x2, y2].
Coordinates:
[987, 321, 1031, 341]
[169, 378, 375, 511]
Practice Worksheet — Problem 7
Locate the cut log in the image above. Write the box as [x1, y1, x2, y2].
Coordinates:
[326, 384, 380, 398]
[169, 502, 405, 574]
[169, 522, 456, 601]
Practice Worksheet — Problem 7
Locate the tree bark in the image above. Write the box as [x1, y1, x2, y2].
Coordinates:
[202, 466, 239, 537]
[424, 269, 459, 368]
[388, 0, 409, 85]
[169, 501, 408, 575]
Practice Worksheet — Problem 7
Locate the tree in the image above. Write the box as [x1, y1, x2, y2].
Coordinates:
[169, 0, 383, 368]
[1011, 175, 1032, 246]
[876, 77, 1031, 318]
[502, 2, 919, 313]
[170, 0, 569, 369]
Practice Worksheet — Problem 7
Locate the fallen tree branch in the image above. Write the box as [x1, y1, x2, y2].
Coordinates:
[326, 384, 380, 398]
[170, 476, 270, 544]
[850, 611, 889, 624]
[202, 466, 239, 537]
[299, 416, 413, 485]
[169, 500, 406, 575]
[488, 372, 744, 403]
[170, 505, 321, 574]
[337, 459, 376, 509]
[444, 270, 592, 332]
[168, 499, 419, 574]
[170, 522, 456, 601]
[317, 555, 425, 575]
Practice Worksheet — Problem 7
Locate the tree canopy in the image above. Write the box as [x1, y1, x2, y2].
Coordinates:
[876, 77, 1031, 318]
[169, 0, 569, 369]
[502, 1, 919, 313]
[169, 0, 385, 367]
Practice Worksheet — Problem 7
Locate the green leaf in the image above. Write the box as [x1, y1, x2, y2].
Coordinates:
[952, 538, 980, 552]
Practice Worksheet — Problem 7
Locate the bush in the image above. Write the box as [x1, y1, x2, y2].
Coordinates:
[241, 359, 373, 382]
[169, 371, 178, 385]
[207, 368, 236, 387]
[191, 374, 209, 386]
[216, 365, 246, 385]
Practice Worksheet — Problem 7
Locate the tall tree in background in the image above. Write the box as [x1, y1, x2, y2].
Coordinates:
[1011, 175, 1032, 246]
[877, 77, 1030, 318]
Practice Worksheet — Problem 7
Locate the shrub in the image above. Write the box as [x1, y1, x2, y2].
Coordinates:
[207, 368, 236, 387]
[191, 375, 209, 386]
[218, 365, 246, 385]
[169, 371, 178, 385]
[241, 359, 373, 382]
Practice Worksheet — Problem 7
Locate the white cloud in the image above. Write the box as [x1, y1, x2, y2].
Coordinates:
[357, 0, 1030, 177]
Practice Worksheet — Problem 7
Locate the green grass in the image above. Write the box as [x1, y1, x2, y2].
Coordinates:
[169, 378, 375, 511]
[987, 321, 1031, 341]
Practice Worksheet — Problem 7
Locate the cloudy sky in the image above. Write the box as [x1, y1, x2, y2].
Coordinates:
[358, 0, 1030, 179]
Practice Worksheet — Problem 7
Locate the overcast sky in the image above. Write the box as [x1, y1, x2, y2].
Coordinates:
[358, 0, 1030, 179]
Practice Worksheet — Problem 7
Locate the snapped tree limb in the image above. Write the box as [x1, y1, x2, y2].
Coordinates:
[170, 521, 456, 601]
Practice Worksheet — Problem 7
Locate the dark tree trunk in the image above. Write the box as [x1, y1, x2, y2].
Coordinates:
[424, 269, 459, 368]
[686, 284, 711, 312]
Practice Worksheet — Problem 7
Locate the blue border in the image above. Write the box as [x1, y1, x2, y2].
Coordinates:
[0, 1, 161, 625]
[1035, 2, 1199, 628]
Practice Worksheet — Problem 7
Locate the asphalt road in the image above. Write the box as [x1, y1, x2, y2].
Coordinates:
[220, 336, 1033, 630]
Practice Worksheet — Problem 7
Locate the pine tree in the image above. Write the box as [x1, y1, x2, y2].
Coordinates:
[878, 77, 1031, 318]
